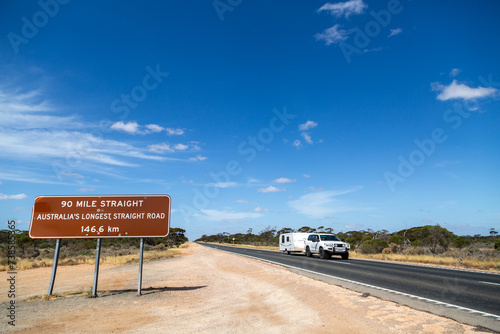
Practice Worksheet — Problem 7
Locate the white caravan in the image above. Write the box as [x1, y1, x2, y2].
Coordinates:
[279, 233, 309, 254]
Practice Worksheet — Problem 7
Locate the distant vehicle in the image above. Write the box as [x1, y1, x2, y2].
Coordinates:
[279, 233, 310, 255]
[304, 233, 350, 260]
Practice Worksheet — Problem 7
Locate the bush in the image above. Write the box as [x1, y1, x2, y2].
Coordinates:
[389, 234, 403, 245]
[454, 236, 471, 249]
[359, 239, 389, 254]
[154, 243, 166, 251]
[495, 238, 500, 251]
[411, 240, 424, 247]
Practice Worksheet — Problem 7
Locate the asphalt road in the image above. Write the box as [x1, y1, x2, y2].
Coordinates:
[199, 243, 500, 331]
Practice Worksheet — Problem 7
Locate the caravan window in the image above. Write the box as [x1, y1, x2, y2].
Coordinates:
[281, 235, 285, 243]
[286, 236, 290, 242]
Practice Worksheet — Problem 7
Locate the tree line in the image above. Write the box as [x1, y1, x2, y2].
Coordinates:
[196, 225, 500, 254]
[0, 227, 188, 260]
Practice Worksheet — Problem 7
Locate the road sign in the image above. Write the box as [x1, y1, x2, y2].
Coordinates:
[29, 195, 170, 238]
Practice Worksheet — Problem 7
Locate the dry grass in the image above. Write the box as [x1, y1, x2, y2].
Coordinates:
[22, 289, 88, 303]
[350, 250, 500, 271]
[0, 248, 181, 272]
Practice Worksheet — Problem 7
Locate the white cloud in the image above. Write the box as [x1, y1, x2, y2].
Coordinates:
[254, 207, 270, 212]
[299, 120, 318, 131]
[301, 132, 313, 144]
[111, 122, 171, 135]
[215, 182, 238, 188]
[318, 0, 367, 18]
[234, 199, 248, 203]
[199, 209, 262, 221]
[0, 88, 200, 182]
[432, 80, 498, 101]
[148, 143, 174, 153]
[145, 124, 164, 133]
[166, 128, 185, 136]
[0, 89, 81, 130]
[0, 193, 27, 200]
[110, 121, 140, 134]
[288, 187, 363, 218]
[388, 28, 402, 38]
[449, 68, 462, 78]
[315, 25, 350, 45]
[188, 155, 208, 161]
[173, 143, 189, 151]
[0, 129, 164, 168]
[273, 177, 296, 184]
[258, 186, 285, 193]
[148, 142, 198, 154]
[293, 140, 301, 148]
[303, 174, 311, 178]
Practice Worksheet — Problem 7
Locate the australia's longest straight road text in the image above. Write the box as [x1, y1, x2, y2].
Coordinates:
[199, 243, 500, 331]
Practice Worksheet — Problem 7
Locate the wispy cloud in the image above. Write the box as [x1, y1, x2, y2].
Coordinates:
[301, 132, 313, 144]
[110, 122, 184, 136]
[199, 209, 262, 221]
[432, 80, 498, 101]
[0, 193, 27, 200]
[234, 199, 248, 203]
[148, 142, 199, 154]
[388, 28, 402, 38]
[145, 124, 164, 133]
[288, 187, 363, 218]
[298, 120, 318, 131]
[0, 88, 195, 183]
[449, 68, 462, 78]
[315, 24, 350, 45]
[254, 206, 270, 212]
[273, 177, 296, 184]
[296, 120, 318, 146]
[214, 182, 238, 188]
[188, 155, 208, 162]
[318, 0, 367, 18]
[258, 186, 285, 193]
[166, 128, 185, 136]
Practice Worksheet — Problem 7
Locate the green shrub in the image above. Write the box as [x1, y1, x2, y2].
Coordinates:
[495, 238, 500, 250]
[359, 239, 389, 254]
[411, 240, 424, 247]
[453, 236, 471, 249]
[389, 234, 403, 245]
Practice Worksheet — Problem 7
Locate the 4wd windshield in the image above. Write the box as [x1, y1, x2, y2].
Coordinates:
[319, 235, 340, 241]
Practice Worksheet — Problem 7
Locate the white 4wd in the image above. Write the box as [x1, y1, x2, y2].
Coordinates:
[305, 233, 350, 260]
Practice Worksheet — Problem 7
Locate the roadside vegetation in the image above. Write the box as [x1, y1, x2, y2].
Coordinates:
[0, 228, 188, 271]
[197, 225, 500, 271]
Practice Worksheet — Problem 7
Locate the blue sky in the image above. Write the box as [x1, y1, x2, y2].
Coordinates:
[1, 0, 499, 240]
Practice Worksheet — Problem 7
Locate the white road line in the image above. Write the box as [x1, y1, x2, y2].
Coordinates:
[480, 281, 500, 286]
[205, 244, 500, 322]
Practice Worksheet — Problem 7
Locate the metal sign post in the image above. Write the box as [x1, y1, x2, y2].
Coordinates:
[29, 194, 171, 297]
[138, 238, 144, 295]
[92, 238, 101, 297]
[48, 239, 61, 296]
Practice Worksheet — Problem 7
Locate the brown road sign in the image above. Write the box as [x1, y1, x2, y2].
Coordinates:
[29, 195, 171, 238]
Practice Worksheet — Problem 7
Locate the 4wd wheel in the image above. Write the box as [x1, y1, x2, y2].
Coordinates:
[306, 247, 312, 257]
[319, 247, 330, 259]
[341, 252, 349, 260]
